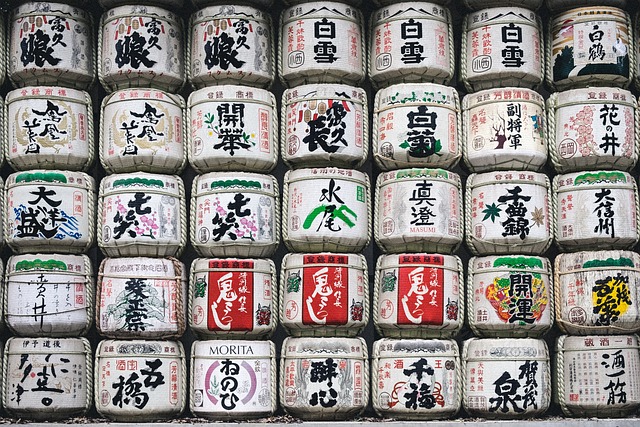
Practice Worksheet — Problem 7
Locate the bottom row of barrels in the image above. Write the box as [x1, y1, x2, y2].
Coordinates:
[1, 335, 637, 421]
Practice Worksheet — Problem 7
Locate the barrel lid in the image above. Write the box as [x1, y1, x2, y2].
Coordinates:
[377, 253, 460, 271]
[464, 338, 549, 360]
[554, 170, 635, 191]
[466, 7, 540, 30]
[97, 339, 185, 357]
[376, 83, 458, 110]
[103, 88, 184, 108]
[377, 168, 461, 186]
[374, 338, 459, 358]
[281, 1, 362, 25]
[193, 172, 277, 196]
[12, 2, 91, 22]
[462, 87, 544, 110]
[192, 4, 270, 25]
[282, 336, 367, 358]
[551, 87, 635, 107]
[6, 86, 88, 104]
[7, 170, 93, 190]
[7, 254, 90, 276]
[6, 336, 89, 354]
[100, 172, 183, 197]
[191, 258, 274, 275]
[283, 84, 366, 104]
[552, 6, 628, 28]
[285, 167, 368, 184]
[371, 2, 449, 26]
[100, 257, 183, 279]
[189, 85, 274, 107]
[102, 4, 180, 24]
[470, 255, 550, 274]
[559, 334, 639, 351]
[283, 252, 366, 270]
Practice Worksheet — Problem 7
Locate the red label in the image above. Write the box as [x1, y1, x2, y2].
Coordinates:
[302, 256, 348, 325]
[397, 256, 444, 325]
[207, 260, 254, 331]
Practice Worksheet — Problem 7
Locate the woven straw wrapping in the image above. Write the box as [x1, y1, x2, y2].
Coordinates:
[278, 252, 368, 337]
[188, 258, 277, 339]
[373, 253, 464, 338]
[99, 90, 186, 174]
[96, 257, 186, 339]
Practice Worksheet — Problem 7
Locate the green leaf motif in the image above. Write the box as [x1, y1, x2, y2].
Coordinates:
[482, 203, 502, 223]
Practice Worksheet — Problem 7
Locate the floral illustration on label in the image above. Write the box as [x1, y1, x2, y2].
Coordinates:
[211, 194, 265, 242]
[303, 178, 358, 232]
[13, 185, 82, 240]
[481, 185, 544, 240]
[484, 257, 547, 325]
[112, 192, 160, 239]
[203, 103, 256, 155]
[105, 278, 167, 332]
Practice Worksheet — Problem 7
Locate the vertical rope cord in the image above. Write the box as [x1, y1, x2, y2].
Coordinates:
[280, 92, 291, 167]
[171, 257, 186, 338]
[267, 13, 276, 90]
[189, 175, 199, 255]
[461, 338, 471, 414]
[359, 336, 370, 418]
[464, 173, 478, 255]
[454, 254, 465, 338]
[185, 92, 200, 173]
[96, 178, 106, 254]
[176, 93, 187, 174]
[372, 173, 384, 252]
[371, 89, 382, 169]
[546, 93, 561, 172]
[452, 89, 462, 166]
[360, 90, 370, 169]
[187, 258, 196, 337]
[372, 255, 383, 337]
[626, 10, 636, 88]
[98, 93, 111, 173]
[545, 16, 554, 91]
[281, 170, 291, 250]
[278, 254, 288, 334]
[267, 258, 278, 339]
[97, 13, 110, 93]
[178, 341, 187, 416]
[177, 175, 187, 258]
[446, 7, 455, 86]
[86, 173, 97, 254]
[555, 335, 569, 416]
[453, 340, 463, 418]
[83, 254, 94, 336]
[633, 91, 640, 166]
[359, 253, 370, 329]
[460, 15, 470, 92]
[268, 340, 277, 414]
[268, 90, 278, 171]
[95, 258, 106, 336]
[186, 14, 194, 89]
[84, 90, 95, 172]
[82, 337, 93, 416]
[536, 14, 544, 89]
[277, 10, 286, 88]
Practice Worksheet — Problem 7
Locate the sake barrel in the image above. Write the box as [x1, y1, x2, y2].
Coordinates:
[467, 255, 553, 338]
[554, 170, 639, 251]
[8, 2, 94, 89]
[189, 258, 277, 339]
[95, 339, 186, 421]
[279, 2, 365, 87]
[374, 83, 461, 171]
[283, 167, 370, 253]
[98, 172, 186, 257]
[97, 257, 186, 339]
[5, 86, 93, 171]
[282, 84, 368, 169]
[3, 337, 91, 419]
[190, 340, 276, 420]
[5, 170, 95, 254]
[555, 250, 640, 335]
[462, 87, 546, 172]
[280, 336, 368, 420]
[556, 334, 640, 417]
[191, 172, 279, 258]
[375, 168, 462, 253]
[280, 253, 368, 337]
[463, 337, 551, 418]
[189, 5, 274, 89]
[374, 253, 463, 338]
[99, 5, 184, 92]
[188, 85, 277, 173]
[100, 88, 186, 174]
[548, 7, 633, 90]
[372, 338, 461, 420]
[5, 254, 92, 336]
[547, 87, 638, 173]
[461, 7, 543, 91]
[369, 2, 454, 88]
[466, 171, 552, 255]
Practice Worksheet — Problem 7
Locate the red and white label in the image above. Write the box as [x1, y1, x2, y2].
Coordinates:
[207, 260, 255, 331]
[397, 255, 444, 325]
[302, 255, 349, 325]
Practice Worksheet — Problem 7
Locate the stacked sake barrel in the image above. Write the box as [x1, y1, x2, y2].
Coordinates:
[185, 1, 279, 421]
[94, 2, 188, 421]
[369, 2, 464, 420]
[0, 1, 96, 419]
[459, 0, 555, 419]
[545, 0, 640, 417]
[277, 0, 370, 420]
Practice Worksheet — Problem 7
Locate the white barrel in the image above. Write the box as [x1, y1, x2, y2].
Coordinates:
[8, 2, 94, 89]
[98, 172, 186, 257]
[466, 171, 552, 255]
[99, 5, 184, 92]
[5, 86, 93, 171]
[95, 339, 186, 421]
[548, 7, 634, 90]
[463, 338, 551, 418]
[189, 258, 277, 339]
[280, 336, 368, 420]
[374, 83, 461, 171]
[97, 257, 186, 339]
[461, 7, 543, 92]
[462, 88, 546, 172]
[3, 337, 91, 419]
[190, 340, 276, 420]
[283, 167, 370, 253]
[5, 170, 94, 254]
[191, 172, 279, 258]
[282, 84, 368, 169]
[100, 88, 186, 174]
[188, 85, 277, 173]
[467, 255, 553, 338]
[464, 0, 542, 10]
[374, 254, 463, 338]
[375, 169, 462, 254]
[556, 334, 640, 417]
[279, 2, 365, 87]
[280, 253, 368, 337]
[100, 0, 185, 9]
[189, 5, 274, 89]
[5, 254, 92, 337]
[369, 3, 454, 88]
[554, 170, 639, 251]
[372, 338, 461, 420]
[547, 87, 638, 173]
[555, 250, 640, 335]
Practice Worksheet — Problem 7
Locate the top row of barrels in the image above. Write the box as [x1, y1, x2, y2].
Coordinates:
[2, 1, 639, 93]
